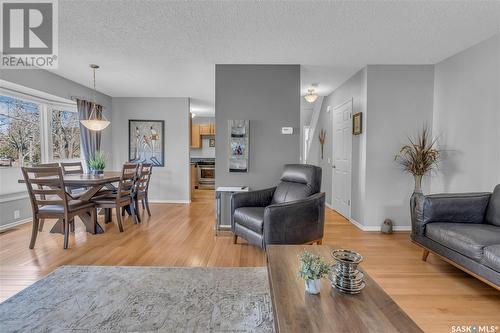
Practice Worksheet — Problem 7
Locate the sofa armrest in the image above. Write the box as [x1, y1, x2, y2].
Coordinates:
[263, 192, 325, 246]
[231, 187, 276, 228]
[411, 192, 491, 237]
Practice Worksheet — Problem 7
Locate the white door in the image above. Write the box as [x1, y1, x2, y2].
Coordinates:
[332, 100, 352, 219]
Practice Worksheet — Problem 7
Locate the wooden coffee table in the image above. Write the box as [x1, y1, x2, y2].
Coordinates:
[266, 245, 422, 332]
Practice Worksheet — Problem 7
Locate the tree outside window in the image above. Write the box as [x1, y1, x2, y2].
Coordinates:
[0, 96, 41, 167]
[51, 109, 80, 160]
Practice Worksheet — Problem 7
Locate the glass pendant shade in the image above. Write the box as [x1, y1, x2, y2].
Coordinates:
[304, 89, 318, 103]
[80, 64, 110, 131]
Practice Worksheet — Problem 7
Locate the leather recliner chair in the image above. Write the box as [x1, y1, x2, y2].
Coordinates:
[230, 164, 325, 249]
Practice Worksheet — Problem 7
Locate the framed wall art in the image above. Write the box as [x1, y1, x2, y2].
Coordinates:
[352, 112, 362, 135]
[129, 119, 165, 167]
[228, 120, 249, 172]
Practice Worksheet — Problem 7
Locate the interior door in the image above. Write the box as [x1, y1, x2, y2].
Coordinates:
[332, 100, 352, 219]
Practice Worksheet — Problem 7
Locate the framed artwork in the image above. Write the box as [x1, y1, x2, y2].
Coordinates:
[128, 119, 165, 166]
[209, 138, 215, 147]
[352, 112, 362, 135]
[228, 120, 249, 172]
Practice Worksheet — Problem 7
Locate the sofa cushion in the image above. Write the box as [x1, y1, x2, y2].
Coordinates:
[272, 164, 321, 204]
[425, 223, 500, 261]
[423, 193, 491, 225]
[485, 185, 500, 226]
[234, 207, 265, 233]
[483, 245, 500, 272]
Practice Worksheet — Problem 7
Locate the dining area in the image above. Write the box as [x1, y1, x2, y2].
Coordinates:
[18, 161, 153, 249]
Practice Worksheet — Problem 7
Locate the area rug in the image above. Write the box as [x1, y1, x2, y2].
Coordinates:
[0, 266, 274, 332]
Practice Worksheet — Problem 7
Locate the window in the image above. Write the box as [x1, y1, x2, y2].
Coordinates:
[0, 94, 80, 167]
[50, 108, 81, 160]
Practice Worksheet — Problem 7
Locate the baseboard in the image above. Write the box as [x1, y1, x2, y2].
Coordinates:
[0, 217, 31, 232]
[149, 200, 191, 204]
[325, 203, 333, 209]
[348, 218, 411, 232]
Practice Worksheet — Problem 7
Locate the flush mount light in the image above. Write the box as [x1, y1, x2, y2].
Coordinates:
[80, 64, 110, 131]
[304, 88, 318, 103]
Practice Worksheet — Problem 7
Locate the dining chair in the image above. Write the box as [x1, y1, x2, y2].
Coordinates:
[34, 163, 61, 232]
[22, 166, 96, 249]
[92, 163, 139, 232]
[60, 161, 84, 175]
[133, 163, 153, 222]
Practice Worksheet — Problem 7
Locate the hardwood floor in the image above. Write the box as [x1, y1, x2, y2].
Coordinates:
[1, 189, 499, 332]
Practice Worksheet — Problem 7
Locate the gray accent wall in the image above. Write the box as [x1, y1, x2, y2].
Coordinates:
[215, 65, 300, 190]
[111, 97, 190, 202]
[431, 34, 500, 193]
[0, 69, 112, 229]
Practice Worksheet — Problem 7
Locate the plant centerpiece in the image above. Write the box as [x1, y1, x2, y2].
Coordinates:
[88, 151, 106, 175]
[298, 250, 331, 294]
[395, 126, 439, 194]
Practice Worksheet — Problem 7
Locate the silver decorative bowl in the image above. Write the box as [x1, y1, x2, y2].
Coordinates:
[330, 249, 365, 294]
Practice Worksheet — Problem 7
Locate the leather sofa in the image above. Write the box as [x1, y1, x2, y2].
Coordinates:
[230, 164, 325, 249]
[411, 184, 500, 289]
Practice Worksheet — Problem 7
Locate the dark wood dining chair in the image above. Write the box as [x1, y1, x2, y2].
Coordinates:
[22, 166, 96, 249]
[60, 161, 84, 175]
[92, 163, 139, 232]
[34, 163, 60, 232]
[133, 163, 153, 222]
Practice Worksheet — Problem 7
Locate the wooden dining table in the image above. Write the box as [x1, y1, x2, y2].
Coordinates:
[19, 171, 122, 235]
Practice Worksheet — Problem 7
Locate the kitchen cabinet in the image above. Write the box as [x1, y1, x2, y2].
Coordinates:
[191, 124, 201, 148]
[200, 124, 211, 135]
[191, 164, 199, 190]
[210, 124, 216, 134]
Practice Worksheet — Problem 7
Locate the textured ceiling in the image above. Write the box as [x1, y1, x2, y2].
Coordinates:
[51, 0, 500, 115]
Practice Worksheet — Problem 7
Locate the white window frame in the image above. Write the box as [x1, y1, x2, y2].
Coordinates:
[0, 86, 81, 166]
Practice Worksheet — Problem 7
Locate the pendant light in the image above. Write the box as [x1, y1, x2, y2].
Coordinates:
[304, 84, 319, 104]
[80, 64, 110, 131]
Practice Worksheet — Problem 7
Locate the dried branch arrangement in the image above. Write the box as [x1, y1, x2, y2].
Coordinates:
[319, 129, 326, 159]
[395, 126, 439, 176]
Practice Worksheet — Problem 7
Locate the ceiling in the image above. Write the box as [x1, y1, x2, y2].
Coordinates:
[52, 0, 500, 116]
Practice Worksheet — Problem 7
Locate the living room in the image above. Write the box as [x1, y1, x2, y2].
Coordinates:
[0, 1, 499, 332]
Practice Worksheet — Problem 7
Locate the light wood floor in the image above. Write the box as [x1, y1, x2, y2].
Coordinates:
[1, 189, 499, 332]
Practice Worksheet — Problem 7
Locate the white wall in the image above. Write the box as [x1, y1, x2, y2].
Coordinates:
[111, 97, 190, 202]
[431, 34, 500, 193]
[308, 68, 367, 224]
[364, 65, 435, 229]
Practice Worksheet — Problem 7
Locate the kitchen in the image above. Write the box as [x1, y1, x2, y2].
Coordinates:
[190, 115, 215, 194]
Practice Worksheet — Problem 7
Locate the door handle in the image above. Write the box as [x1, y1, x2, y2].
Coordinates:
[333, 165, 336, 169]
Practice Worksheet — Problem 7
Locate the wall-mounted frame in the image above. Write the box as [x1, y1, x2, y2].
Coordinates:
[352, 112, 362, 135]
[128, 119, 165, 166]
[209, 138, 215, 147]
[228, 120, 249, 172]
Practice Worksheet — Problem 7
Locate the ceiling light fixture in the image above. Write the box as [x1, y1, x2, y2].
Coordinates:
[80, 64, 110, 131]
[304, 88, 318, 103]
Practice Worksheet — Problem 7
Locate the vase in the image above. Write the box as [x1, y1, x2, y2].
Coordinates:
[413, 175, 423, 194]
[90, 169, 104, 175]
[305, 279, 321, 294]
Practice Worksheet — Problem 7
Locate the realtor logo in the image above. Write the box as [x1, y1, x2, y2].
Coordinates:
[1, 0, 58, 68]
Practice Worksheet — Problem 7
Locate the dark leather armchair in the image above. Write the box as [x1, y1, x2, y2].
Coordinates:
[231, 164, 325, 249]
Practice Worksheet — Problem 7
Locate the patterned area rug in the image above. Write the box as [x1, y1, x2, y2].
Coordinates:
[0, 266, 274, 332]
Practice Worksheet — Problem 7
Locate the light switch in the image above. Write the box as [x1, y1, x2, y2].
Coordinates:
[281, 127, 293, 135]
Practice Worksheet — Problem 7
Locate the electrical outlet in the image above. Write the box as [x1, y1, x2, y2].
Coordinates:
[14, 210, 20, 219]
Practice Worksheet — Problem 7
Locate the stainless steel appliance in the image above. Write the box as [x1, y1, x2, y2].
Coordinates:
[197, 160, 215, 189]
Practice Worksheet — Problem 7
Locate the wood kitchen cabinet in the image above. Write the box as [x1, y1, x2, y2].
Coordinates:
[191, 164, 199, 190]
[199, 124, 211, 135]
[191, 124, 201, 148]
[210, 124, 216, 134]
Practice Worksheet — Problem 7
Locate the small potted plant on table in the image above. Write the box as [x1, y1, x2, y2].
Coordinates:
[88, 151, 106, 175]
[298, 250, 331, 295]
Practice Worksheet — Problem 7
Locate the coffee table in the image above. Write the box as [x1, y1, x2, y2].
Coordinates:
[266, 245, 422, 332]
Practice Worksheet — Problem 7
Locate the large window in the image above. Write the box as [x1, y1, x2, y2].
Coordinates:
[0, 94, 80, 167]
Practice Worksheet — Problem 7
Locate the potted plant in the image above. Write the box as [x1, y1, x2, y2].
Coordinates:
[395, 126, 439, 195]
[298, 250, 331, 295]
[88, 151, 106, 175]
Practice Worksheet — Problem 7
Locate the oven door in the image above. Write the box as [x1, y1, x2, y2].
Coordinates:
[198, 166, 215, 183]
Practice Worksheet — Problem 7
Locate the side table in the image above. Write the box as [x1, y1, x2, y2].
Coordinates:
[215, 186, 249, 235]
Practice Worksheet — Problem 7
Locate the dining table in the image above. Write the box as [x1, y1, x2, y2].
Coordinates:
[19, 171, 122, 235]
